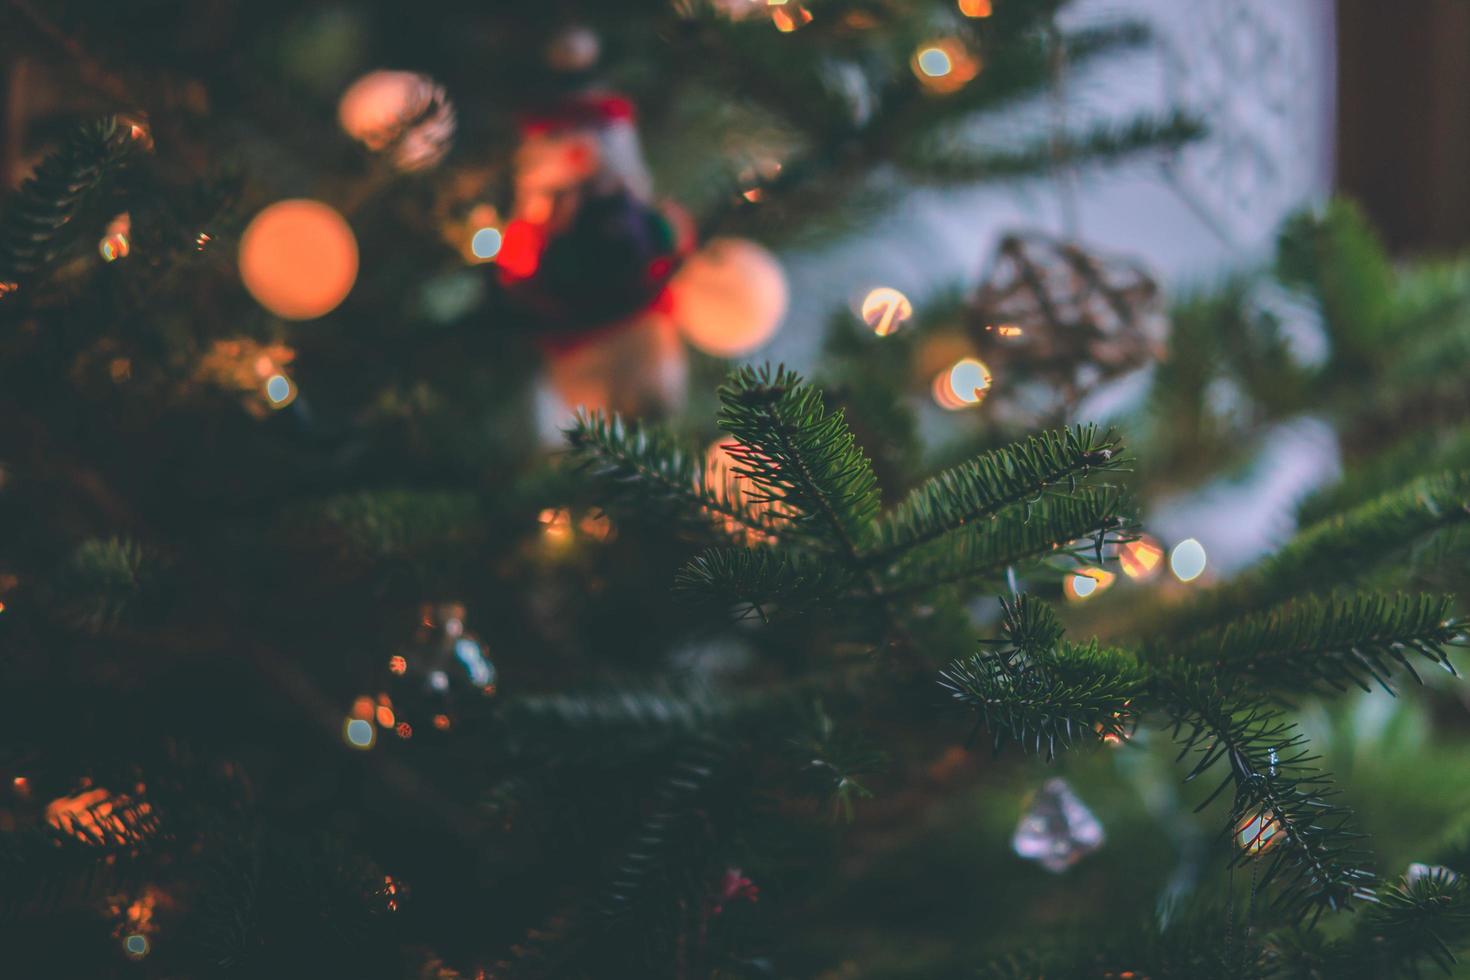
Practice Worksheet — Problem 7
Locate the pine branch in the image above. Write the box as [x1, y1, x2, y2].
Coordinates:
[599, 739, 728, 919]
[48, 536, 155, 634]
[565, 409, 786, 541]
[940, 596, 1140, 759]
[1343, 868, 1470, 977]
[882, 488, 1132, 597]
[673, 546, 855, 619]
[866, 425, 1125, 564]
[902, 112, 1204, 184]
[0, 116, 134, 283]
[1174, 592, 1465, 695]
[1161, 672, 1373, 916]
[503, 684, 737, 739]
[1174, 470, 1470, 631]
[715, 365, 880, 556]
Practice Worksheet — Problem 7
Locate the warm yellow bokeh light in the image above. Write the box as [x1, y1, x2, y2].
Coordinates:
[239, 199, 358, 320]
[1064, 567, 1115, 602]
[861, 286, 913, 337]
[1169, 538, 1207, 582]
[933, 357, 993, 410]
[1118, 536, 1164, 580]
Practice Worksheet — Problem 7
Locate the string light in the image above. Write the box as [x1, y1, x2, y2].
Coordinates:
[344, 717, 375, 749]
[388, 655, 408, 675]
[770, 1, 813, 32]
[860, 287, 913, 337]
[958, 0, 993, 16]
[123, 934, 150, 960]
[264, 373, 296, 409]
[471, 227, 503, 260]
[539, 508, 574, 549]
[911, 39, 981, 94]
[98, 213, 131, 262]
[1236, 810, 1283, 855]
[194, 232, 213, 251]
[1063, 567, 1115, 602]
[1118, 535, 1164, 580]
[933, 357, 992, 410]
[1169, 538, 1207, 582]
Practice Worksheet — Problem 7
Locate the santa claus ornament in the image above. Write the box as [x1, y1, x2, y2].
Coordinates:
[497, 88, 695, 432]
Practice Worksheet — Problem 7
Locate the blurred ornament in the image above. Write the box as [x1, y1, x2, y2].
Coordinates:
[1117, 535, 1164, 580]
[861, 286, 912, 337]
[1063, 567, 1115, 602]
[1012, 777, 1104, 872]
[238, 200, 358, 320]
[1169, 538, 1207, 583]
[911, 39, 981, 95]
[958, 0, 993, 16]
[539, 308, 688, 427]
[968, 232, 1167, 417]
[933, 357, 992, 410]
[338, 70, 456, 172]
[670, 237, 788, 357]
[500, 93, 691, 327]
[546, 25, 601, 73]
[1235, 809, 1282, 855]
[98, 213, 131, 262]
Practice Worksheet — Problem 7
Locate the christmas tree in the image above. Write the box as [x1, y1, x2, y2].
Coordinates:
[2, 2, 1469, 978]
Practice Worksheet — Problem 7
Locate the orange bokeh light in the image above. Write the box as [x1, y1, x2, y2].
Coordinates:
[238, 199, 358, 320]
[1118, 535, 1164, 580]
[958, 0, 992, 16]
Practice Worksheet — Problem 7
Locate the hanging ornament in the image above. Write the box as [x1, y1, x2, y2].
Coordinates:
[499, 90, 695, 426]
[238, 200, 358, 320]
[535, 306, 689, 439]
[967, 232, 1167, 418]
[1012, 777, 1104, 872]
[499, 93, 690, 327]
[337, 70, 456, 172]
[669, 237, 788, 358]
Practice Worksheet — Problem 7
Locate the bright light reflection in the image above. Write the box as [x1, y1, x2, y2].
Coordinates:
[344, 717, 375, 749]
[1064, 567, 1115, 602]
[1119, 536, 1164, 580]
[860, 286, 913, 337]
[471, 227, 503, 260]
[1169, 538, 1207, 582]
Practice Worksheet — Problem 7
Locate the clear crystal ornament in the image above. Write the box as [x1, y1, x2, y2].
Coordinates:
[1012, 777, 1105, 872]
